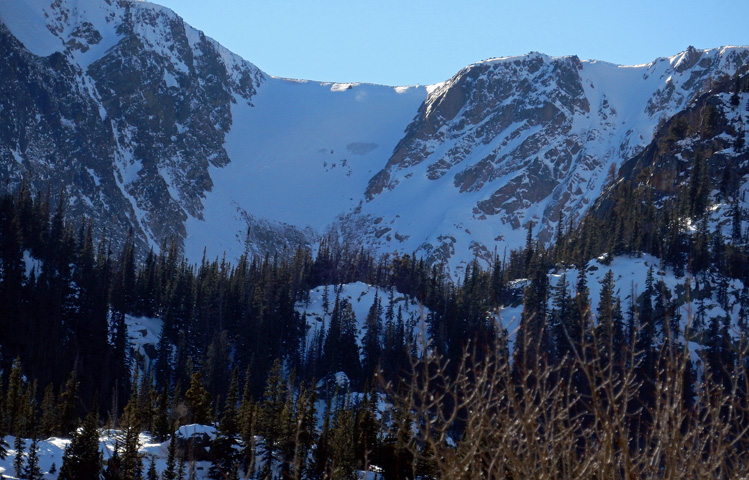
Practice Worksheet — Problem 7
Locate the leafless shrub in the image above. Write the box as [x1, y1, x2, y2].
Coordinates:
[386, 324, 749, 479]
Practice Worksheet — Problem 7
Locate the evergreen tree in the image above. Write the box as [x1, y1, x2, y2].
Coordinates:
[162, 430, 178, 480]
[152, 390, 171, 442]
[278, 384, 298, 479]
[361, 292, 383, 380]
[596, 270, 616, 361]
[572, 263, 592, 345]
[184, 371, 212, 425]
[611, 298, 627, 366]
[122, 423, 144, 480]
[209, 370, 240, 479]
[19, 380, 37, 439]
[102, 440, 123, 480]
[0, 378, 5, 437]
[322, 284, 330, 316]
[738, 285, 749, 333]
[238, 369, 257, 477]
[688, 152, 710, 218]
[311, 398, 332, 480]
[154, 332, 174, 393]
[691, 215, 711, 273]
[6, 357, 25, 435]
[176, 453, 186, 480]
[354, 387, 379, 473]
[20, 435, 42, 480]
[292, 384, 318, 478]
[59, 407, 103, 480]
[259, 360, 286, 475]
[380, 403, 415, 480]
[38, 384, 57, 438]
[549, 274, 572, 363]
[117, 399, 145, 480]
[13, 434, 25, 478]
[147, 456, 158, 480]
[514, 254, 549, 368]
[635, 267, 657, 414]
[732, 198, 743, 242]
[338, 300, 363, 385]
[328, 401, 357, 480]
[57, 370, 80, 436]
[524, 221, 535, 276]
[323, 294, 344, 377]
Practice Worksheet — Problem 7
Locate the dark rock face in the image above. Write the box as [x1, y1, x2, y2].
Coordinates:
[366, 54, 588, 202]
[0, 22, 135, 246]
[605, 79, 749, 209]
[0, 0, 263, 253]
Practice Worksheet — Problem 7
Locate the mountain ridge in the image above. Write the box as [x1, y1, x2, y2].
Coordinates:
[1, 0, 747, 274]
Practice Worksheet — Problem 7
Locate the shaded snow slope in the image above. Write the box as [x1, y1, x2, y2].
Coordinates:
[498, 253, 745, 355]
[183, 80, 427, 261]
[0, 429, 214, 480]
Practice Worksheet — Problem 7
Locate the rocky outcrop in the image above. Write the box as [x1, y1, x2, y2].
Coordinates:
[0, 0, 263, 253]
[597, 71, 749, 214]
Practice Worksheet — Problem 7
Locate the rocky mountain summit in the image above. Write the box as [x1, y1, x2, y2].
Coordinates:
[1, 0, 747, 273]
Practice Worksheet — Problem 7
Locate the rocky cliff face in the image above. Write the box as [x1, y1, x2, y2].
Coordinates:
[595, 68, 749, 215]
[1, 0, 748, 272]
[0, 0, 263, 253]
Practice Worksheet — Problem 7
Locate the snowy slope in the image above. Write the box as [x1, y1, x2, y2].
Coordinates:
[0, 429, 213, 480]
[503, 253, 743, 346]
[296, 282, 430, 356]
[183, 80, 427, 261]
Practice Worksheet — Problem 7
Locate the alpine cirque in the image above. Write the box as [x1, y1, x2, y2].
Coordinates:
[1, 0, 747, 274]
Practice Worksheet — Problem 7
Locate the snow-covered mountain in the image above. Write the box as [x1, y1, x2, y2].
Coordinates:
[1, 0, 747, 273]
[353, 48, 749, 267]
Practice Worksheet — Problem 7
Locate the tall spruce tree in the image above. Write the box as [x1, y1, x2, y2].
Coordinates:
[59, 407, 103, 480]
[13, 431, 25, 477]
[162, 430, 178, 480]
[209, 370, 240, 479]
[596, 270, 616, 360]
[514, 254, 549, 369]
[146, 456, 158, 480]
[550, 273, 572, 363]
[184, 371, 212, 425]
[57, 370, 80, 436]
[361, 292, 383, 380]
[6, 357, 25, 435]
[259, 359, 286, 475]
[238, 369, 257, 477]
[21, 434, 42, 480]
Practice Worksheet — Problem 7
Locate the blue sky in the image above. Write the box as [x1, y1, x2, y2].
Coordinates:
[153, 0, 748, 86]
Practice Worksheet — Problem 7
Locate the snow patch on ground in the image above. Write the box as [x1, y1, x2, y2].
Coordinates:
[125, 315, 163, 367]
[297, 282, 430, 356]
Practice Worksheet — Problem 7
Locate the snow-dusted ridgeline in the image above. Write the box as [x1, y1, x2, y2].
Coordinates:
[1, 0, 748, 275]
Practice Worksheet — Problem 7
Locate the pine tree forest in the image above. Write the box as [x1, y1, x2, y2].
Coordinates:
[4, 135, 749, 479]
